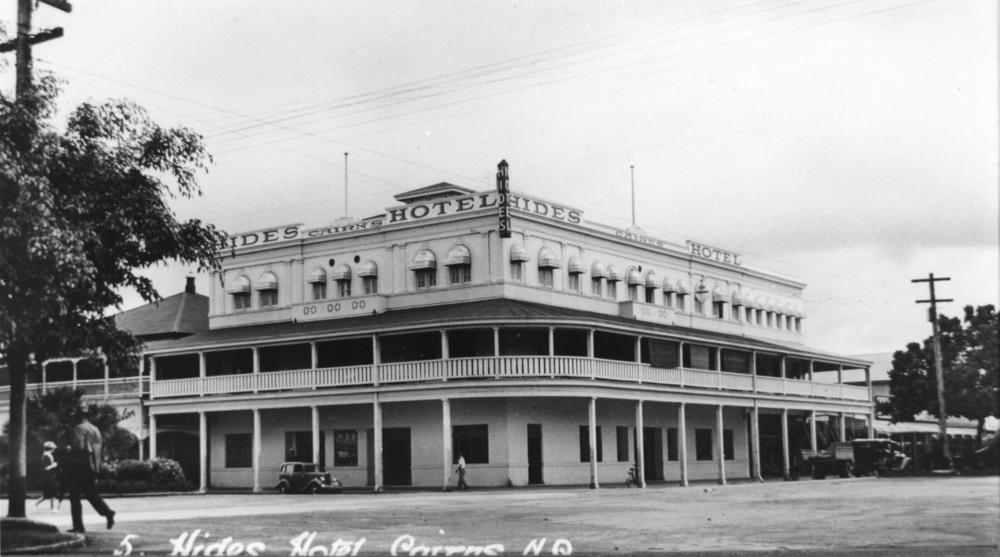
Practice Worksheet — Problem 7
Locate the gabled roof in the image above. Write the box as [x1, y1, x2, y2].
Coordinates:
[392, 182, 476, 204]
[115, 290, 209, 341]
[143, 297, 865, 366]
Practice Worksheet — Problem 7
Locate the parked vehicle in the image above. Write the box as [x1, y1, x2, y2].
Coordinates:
[851, 438, 911, 476]
[803, 439, 911, 479]
[276, 462, 342, 494]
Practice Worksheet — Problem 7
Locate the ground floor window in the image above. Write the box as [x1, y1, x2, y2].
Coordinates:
[579, 425, 603, 462]
[616, 426, 629, 462]
[334, 430, 358, 466]
[724, 429, 734, 460]
[666, 427, 678, 461]
[695, 428, 713, 461]
[226, 433, 252, 468]
[453, 424, 489, 464]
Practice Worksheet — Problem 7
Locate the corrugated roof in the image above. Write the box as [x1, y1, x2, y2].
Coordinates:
[143, 297, 864, 365]
[114, 291, 209, 341]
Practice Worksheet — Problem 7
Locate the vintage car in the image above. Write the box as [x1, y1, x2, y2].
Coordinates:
[276, 462, 343, 494]
[851, 438, 911, 476]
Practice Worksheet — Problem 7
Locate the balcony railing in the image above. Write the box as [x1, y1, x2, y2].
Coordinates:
[0, 377, 145, 401]
[146, 356, 871, 403]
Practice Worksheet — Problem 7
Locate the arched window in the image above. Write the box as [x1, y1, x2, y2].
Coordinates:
[675, 278, 689, 312]
[255, 272, 279, 308]
[606, 265, 622, 299]
[307, 267, 327, 300]
[643, 271, 658, 303]
[410, 249, 437, 289]
[227, 275, 252, 311]
[537, 247, 561, 288]
[331, 264, 352, 298]
[711, 283, 728, 319]
[509, 244, 529, 282]
[590, 261, 608, 297]
[358, 260, 378, 294]
[445, 245, 472, 285]
[567, 257, 585, 293]
[626, 267, 643, 301]
[662, 276, 675, 308]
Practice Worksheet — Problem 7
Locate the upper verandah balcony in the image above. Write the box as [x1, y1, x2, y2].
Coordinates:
[145, 298, 871, 403]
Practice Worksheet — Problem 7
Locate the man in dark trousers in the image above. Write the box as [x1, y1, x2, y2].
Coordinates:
[66, 411, 115, 533]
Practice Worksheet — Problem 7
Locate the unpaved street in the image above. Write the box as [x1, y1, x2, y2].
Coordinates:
[4, 475, 998, 555]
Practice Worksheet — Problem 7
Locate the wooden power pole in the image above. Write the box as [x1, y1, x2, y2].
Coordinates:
[911, 273, 953, 464]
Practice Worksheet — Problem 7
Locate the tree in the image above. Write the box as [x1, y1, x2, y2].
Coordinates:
[1, 74, 225, 517]
[5, 387, 136, 481]
[888, 305, 1000, 448]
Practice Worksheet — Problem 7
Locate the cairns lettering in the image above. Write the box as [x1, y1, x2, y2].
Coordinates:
[614, 229, 665, 248]
[687, 241, 742, 266]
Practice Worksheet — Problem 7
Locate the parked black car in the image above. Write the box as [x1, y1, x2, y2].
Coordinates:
[276, 462, 343, 494]
[851, 438, 911, 476]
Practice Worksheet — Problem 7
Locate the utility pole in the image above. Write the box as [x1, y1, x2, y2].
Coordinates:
[629, 165, 636, 228]
[911, 273, 953, 464]
[343, 152, 349, 219]
[1, 0, 70, 101]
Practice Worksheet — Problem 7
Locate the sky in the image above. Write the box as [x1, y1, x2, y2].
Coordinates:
[6, 0, 998, 364]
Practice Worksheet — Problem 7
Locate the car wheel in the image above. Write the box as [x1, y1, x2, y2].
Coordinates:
[278, 483, 288, 494]
[839, 462, 852, 478]
[309, 484, 319, 494]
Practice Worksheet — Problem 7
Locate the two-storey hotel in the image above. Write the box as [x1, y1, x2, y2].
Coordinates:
[4, 173, 874, 492]
[137, 173, 873, 491]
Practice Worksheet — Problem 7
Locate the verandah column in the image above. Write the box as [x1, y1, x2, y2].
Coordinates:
[678, 402, 688, 487]
[716, 405, 726, 485]
[198, 411, 208, 493]
[751, 403, 762, 482]
[311, 406, 321, 465]
[252, 408, 261, 493]
[442, 398, 452, 491]
[781, 408, 792, 480]
[866, 366, 875, 438]
[373, 394, 383, 492]
[149, 414, 158, 460]
[588, 397, 599, 489]
[635, 400, 646, 488]
[839, 411, 847, 442]
[810, 409, 818, 452]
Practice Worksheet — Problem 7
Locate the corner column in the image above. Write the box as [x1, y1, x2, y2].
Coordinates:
[751, 403, 762, 482]
[588, 397, 599, 489]
[677, 403, 688, 487]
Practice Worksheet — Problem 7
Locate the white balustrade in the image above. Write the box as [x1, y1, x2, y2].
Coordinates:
[135, 355, 876, 405]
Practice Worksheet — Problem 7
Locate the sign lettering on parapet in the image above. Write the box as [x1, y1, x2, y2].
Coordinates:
[496, 159, 512, 238]
[221, 191, 582, 251]
[686, 240, 742, 266]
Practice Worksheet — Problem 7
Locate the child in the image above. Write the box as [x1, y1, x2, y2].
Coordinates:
[36, 441, 62, 511]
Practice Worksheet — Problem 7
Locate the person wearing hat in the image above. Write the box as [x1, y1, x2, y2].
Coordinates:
[36, 441, 62, 511]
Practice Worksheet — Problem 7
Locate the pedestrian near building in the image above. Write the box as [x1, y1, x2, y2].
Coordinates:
[66, 411, 116, 533]
[35, 441, 62, 511]
[456, 453, 469, 491]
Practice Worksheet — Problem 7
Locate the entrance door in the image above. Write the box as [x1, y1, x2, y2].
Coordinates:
[383, 427, 412, 486]
[638, 427, 664, 481]
[527, 424, 543, 484]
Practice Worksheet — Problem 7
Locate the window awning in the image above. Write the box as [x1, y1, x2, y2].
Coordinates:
[675, 278, 689, 294]
[644, 272, 658, 288]
[445, 245, 471, 266]
[661, 277, 675, 292]
[567, 257, 586, 274]
[873, 420, 980, 437]
[254, 272, 278, 291]
[357, 260, 378, 277]
[591, 261, 609, 278]
[509, 244, 530, 262]
[329, 264, 352, 281]
[606, 265, 622, 282]
[731, 286, 746, 306]
[410, 249, 437, 270]
[225, 275, 252, 294]
[712, 283, 729, 302]
[537, 247, 562, 269]
[626, 268, 643, 285]
[306, 267, 327, 284]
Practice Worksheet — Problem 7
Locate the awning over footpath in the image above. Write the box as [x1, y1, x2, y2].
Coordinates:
[873, 419, 988, 438]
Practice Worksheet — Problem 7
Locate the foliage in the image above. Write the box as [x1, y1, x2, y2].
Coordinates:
[96, 458, 194, 493]
[14, 387, 136, 459]
[889, 305, 999, 444]
[1, 73, 225, 516]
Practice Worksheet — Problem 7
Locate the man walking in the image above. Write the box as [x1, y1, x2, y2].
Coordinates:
[66, 411, 115, 533]
[456, 452, 469, 491]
